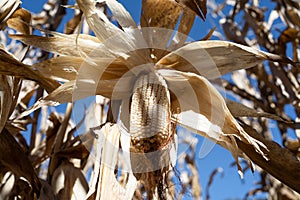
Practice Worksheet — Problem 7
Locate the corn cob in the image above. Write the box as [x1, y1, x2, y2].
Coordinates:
[130, 71, 171, 153]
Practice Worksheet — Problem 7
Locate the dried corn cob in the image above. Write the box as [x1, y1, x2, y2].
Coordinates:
[130, 71, 171, 153]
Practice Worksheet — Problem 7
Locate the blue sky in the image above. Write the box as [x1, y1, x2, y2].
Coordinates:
[19, 0, 278, 199]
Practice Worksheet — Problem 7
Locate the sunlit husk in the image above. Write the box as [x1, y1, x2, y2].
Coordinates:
[155, 40, 294, 79]
[10, 34, 101, 57]
[86, 123, 137, 200]
[161, 70, 268, 176]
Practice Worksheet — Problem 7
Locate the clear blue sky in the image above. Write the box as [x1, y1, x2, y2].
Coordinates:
[20, 0, 279, 199]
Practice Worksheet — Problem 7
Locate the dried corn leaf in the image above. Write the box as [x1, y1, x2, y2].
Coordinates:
[200, 27, 216, 41]
[41, 81, 75, 105]
[0, 46, 59, 93]
[33, 56, 83, 82]
[226, 100, 289, 122]
[155, 40, 295, 79]
[0, 0, 21, 27]
[141, 0, 182, 30]
[77, 0, 123, 41]
[86, 123, 137, 200]
[237, 124, 300, 193]
[55, 142, 92, 161]
[168, 7, 196, 49]
[17, 81, 74, 118]
[177, 0, 207, 21]
[140, 0, 183, 58]
[7, 8, 32, 35]
[10, 34, 101, 57]
[17, 61, 134, 117]
[161, 70, 267, 176]
[105, 0, 137, 30]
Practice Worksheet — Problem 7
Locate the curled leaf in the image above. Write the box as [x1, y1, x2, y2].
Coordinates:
[7, 8, 32, 35]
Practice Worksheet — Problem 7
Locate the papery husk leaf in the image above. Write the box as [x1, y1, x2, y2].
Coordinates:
[160, 70, 268, 176]
[0, 0, 21, 27]
[141, 0, 182, 30]
[226, 100, 290, 122]
[105, 0, 137, 30]
[7, 8, 32, 35]
[140, 0, 182, 58]
[77, 0, 123, 41]
[76, 56, 135, 99]
[0, 46, 59, 92]
[10, 34, 101, 57]
[52, 161, 88, 200]
[33, 56, 83, 82]
[172, 109, 246, 176]
[155, 40, 295, 79]
[86, 123, 137, 200]
[18, 58, 135, 117]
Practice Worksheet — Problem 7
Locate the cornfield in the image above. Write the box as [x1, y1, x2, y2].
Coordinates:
[0, 0, 300, 199]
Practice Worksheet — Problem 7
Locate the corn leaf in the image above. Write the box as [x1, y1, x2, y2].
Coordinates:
[155, 40, 295, 79]
[10, 34, 101, 57]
